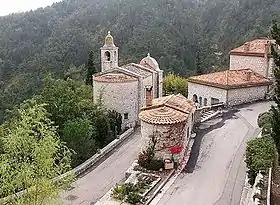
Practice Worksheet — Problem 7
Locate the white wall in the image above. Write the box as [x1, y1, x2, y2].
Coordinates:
[230, 55, 269, 78]
[188, 82, 227, 107]
[227, 86, 268, 106]
[93, 80, 139, 128]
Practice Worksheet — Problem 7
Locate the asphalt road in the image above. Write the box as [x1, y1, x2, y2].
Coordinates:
[61, 128, 142, 205]
[155, 101, 273, 205]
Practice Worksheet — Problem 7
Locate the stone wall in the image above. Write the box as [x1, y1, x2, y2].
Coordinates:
[188, 82, 227, 106]
[227, 86, 268, 106]
[140, 114, 194, 163]
[230, 55, 273, 78]
[93, 80, 139, 128]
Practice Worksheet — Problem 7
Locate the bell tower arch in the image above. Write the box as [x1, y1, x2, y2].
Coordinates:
[100, 31, 118, 72]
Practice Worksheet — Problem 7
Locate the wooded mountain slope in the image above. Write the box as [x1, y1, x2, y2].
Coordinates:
[0, 0, 280, 122]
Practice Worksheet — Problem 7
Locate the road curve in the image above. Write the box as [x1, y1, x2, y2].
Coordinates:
[154, 102, 273, 205]
[61, 128, 142, 205]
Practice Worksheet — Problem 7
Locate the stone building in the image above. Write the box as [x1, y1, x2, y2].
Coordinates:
[230, 38, 276, 79]
[93, 32, 163, 128]
[139, 94, 196, 163]
[188, 69, 272, 107]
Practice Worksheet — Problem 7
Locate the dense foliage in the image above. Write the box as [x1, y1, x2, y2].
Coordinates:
[86, 51, 96, 86]
[257, 111, 273, 136]
[34, 76, 122, 167]
[245, 137, 276, 186]
[0, 99, 72, 203]
[163, 74, 188, 97]
[1, 0, 280, 122]
[271, 21, 280, 158]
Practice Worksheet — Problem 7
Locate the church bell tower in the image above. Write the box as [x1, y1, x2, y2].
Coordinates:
[100, 31, 118, 72]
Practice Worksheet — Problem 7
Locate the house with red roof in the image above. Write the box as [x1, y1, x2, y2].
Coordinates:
[188, 38, 275, 107]
[230, 38, 276, 79]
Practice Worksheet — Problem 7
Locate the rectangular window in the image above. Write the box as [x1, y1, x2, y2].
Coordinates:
[124, 113, 129, 120]
[211, 98, 220, 105]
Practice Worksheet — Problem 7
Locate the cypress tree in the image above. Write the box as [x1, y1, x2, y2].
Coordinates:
[196, 47, 203, 75]
[86, 50, 96, 86]
[270, 20, 280, 156]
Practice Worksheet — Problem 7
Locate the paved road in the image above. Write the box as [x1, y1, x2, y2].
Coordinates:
[155, 102, 273, 205]
[61, 128, 141, 205]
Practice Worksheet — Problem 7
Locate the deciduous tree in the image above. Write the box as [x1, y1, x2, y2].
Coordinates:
[163, 74, 188, 97]
[0, 99, 72, 204]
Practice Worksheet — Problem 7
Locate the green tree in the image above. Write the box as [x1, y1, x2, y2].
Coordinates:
[245, 137, 276, 186]
[61, 119, 96, 167]
[163, 74, 188, 97]
[36, 75, 93, 129]
[108, 110, 122, 136]
[271, 21, 280, 156]
[86, 51, 96, 86]
[64, 64, 86, 82]
[35, 75, 120, 165]
[0, 99, 72, 204]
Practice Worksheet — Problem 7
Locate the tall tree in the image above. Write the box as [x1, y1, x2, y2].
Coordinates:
[0, 99, 72, 204]
[195, 45, 204, 75]
[86, 51, 96, 86]
[271, 20, 280, 156]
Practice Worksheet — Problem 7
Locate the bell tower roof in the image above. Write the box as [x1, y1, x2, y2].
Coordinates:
[104, 31, 116, 47]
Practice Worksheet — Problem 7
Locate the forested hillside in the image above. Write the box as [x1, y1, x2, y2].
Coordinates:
[1, 0, 280, 122]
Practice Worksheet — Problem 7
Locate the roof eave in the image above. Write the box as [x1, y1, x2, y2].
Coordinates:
[188, 79, 272, 90]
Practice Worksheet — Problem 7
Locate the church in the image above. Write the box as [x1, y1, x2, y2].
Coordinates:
[93, 32, 164, 129]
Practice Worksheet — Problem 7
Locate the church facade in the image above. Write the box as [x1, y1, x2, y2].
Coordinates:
[93, 32, 163, 128]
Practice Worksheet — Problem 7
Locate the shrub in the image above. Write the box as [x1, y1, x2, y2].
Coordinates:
[245, 137, 276, 185]
[126, 192, 142, 204]
[112, 183, 143, 204]
[146, 159, 164, 171]
[258, 111, 273, 136]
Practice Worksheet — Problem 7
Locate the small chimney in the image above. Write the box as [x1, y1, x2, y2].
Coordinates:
[146, 86, 153, 107]
[246, 70, 252, 81]
[244, 42, 250, 52]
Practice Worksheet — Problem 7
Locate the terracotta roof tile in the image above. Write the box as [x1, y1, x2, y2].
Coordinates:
[139, 94, 195, 125]
[188, 69, 272, 89]
[230, 38, 276, 57]
[94, 71, 138, 83]
[139, 106, 188, 125]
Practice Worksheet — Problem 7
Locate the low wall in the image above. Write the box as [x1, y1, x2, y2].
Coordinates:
[0, 128, 135, 203]
[58, 127, 134, 179]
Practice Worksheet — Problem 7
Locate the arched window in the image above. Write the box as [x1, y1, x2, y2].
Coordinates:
[204, 98, 208, 106]
[105, 51, 111, 61]
[192, 94, 198, 103]
[199, 97, 202, 106]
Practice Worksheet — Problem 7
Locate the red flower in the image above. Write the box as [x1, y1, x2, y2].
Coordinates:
[169, 145, 183, 154]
